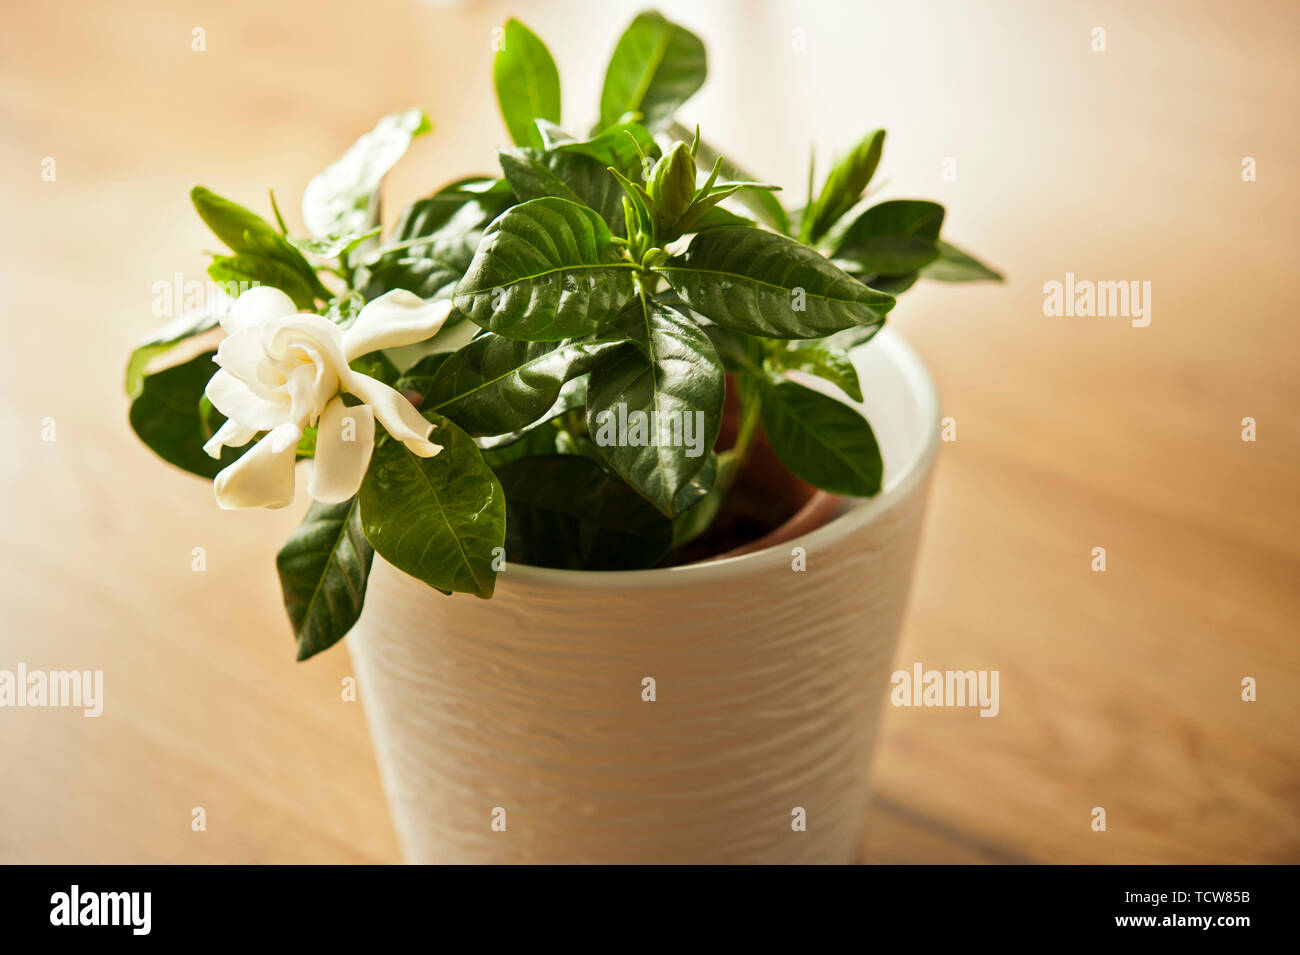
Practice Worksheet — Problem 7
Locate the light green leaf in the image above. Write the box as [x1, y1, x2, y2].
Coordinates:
[599, 12, 706, 131]
[585, 295, 723, 516]
[759, 377, 882, 497]
[654, 226, 894, 339]
[207, 253, 319, 311]
[452, 197, 637, 341]
[494, 19, 561, 149]
[301, 109, 431, 239]
[768, 341, 864, 402]
[803, 129, 885, 243]
[359, 412, 505, 598]
[125, 299, 224, 398]
[277, 498, 373, 661]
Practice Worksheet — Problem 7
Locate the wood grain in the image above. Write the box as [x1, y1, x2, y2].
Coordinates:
[0, 0, 1296, 863]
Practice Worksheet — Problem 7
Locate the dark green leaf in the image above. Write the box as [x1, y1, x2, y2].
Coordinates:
[585, 296, 723, 515]
[494, 19, 562, 149]
[803, 129, 885, 243]
[921, 239, 1004, 282]
[452, 197, 637, 341]
[420, 333, 628, 436]
[542, 121, 657, 177]
[759, 378, 882, 497]
[128, 351, 248, 478]
[831, 199, 944, 275]
[654, 226, 894, 339]
[498, 147, 626, 235]
[359, 412, 505, 598]
[277, 498, 373, 661]
[495, 455, 674, 569]
[599, 12, 706, 131]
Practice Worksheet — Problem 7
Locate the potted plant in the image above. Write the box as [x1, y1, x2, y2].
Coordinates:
[126, 10, 1000, 863]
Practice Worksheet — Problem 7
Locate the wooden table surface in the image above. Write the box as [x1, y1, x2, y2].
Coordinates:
[1, 0, 1296, 864]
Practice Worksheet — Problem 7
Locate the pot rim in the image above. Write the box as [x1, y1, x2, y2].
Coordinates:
[495, 326, 940, 589]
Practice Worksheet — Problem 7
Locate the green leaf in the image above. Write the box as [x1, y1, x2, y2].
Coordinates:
[288, 227, 381, 259]
[207, 253, 319, 311]
[361, 186, 509, 299]
[276, 498, 374, 661]
[359, 412, 506, 598]
[301, 109, 431, 239]
[190, 186, 325, 306]
[541, 121, 657, 177]
[498, 147, 626, 236]
[685, 205, 755, 231]
[759, 377, 882, 497]
[125, 300, 223, 398]
[803, 129, 885, 243]
[831, 199, 944, 276]
[420, 333, 629, 436]
[585, 295, 723, 516]
[767, 341, 863, 402]
[128, 350, 248, 478]
[452, 197, 637, 341]
[494, 19, 562, 149]
[921, 239, 1004, 282]
[599, 11, 707, 131]
[495, 455, 674, 569]
[674, 125, 790, 234]
[654, 226, 894, 339]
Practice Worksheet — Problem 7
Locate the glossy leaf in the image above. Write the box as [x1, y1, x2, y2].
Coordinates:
[599, 12, 706, 131]
[494, 19, 561, 149]
[585, 296, 723, 515]
[495, 455, 674, 569]
[655, 226, 894, 339]
[276, 498, 373, 661]
[759, 378, 882, 497]
[207, 253, 319, 311]
[768, 341, 864, 402]
[420, 333, 628, 436]
[359, 412, 505, 598]
[452, 197, 637, 341]
[125, 300, 223, 399]
[540, 120, 657, 177]
[498, 147, 626, 235]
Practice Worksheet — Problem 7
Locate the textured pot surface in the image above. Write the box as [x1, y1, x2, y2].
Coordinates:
[349, 328, 940, 863]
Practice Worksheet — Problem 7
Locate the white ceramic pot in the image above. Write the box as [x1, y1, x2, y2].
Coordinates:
[349, 327, 940, 864]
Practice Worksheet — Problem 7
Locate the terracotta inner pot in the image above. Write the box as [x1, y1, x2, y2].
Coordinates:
[668, 376, 843, 565]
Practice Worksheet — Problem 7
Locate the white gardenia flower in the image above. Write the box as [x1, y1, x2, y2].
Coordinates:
[202, 285, 450, 510]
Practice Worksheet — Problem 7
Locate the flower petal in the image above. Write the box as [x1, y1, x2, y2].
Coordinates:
[308, 397, 375, 503]
[342, 290, 452, 363]
[205, 368, 289, 431]
[212, 423, 301, 509]
[346, 371, 442, 457]
[202, 417, 258, 459]
[220, 285, 298, 334]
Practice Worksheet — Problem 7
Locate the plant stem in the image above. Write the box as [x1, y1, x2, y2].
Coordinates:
[716, 385, 762, 499]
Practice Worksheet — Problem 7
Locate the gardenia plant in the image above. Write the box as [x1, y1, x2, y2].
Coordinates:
[126, 11, 1001, 660]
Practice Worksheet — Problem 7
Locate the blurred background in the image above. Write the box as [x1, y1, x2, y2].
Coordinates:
[1, 0, 1297, 862]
